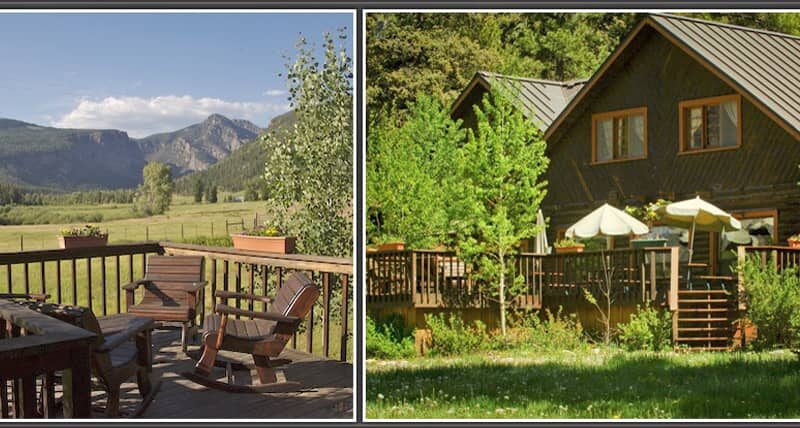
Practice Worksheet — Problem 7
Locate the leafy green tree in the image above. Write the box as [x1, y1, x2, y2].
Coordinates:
[244, 178, 262, 201]
[262, 29, 353, 257]
[367, 95, 464, 248]
[451, 90, 549, 336]
[208, 185, 218, 203]
[133, 162, 173, 216]
[193, 178, 204, 203]
[367, 12, 800, 121]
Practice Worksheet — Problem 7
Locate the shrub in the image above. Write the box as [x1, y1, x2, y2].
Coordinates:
[366, 314, 415, 359]
[425, 312, 488, 356]
[522, 307, 587, 352]
[740, 256, 800, 349]
[618, 304, 672, 351]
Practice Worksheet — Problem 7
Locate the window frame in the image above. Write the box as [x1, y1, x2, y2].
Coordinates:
[678, 94, 742, 154]
[591, 106, 648, 165]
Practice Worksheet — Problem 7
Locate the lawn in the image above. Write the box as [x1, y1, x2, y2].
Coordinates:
[366, 348, 800, 419]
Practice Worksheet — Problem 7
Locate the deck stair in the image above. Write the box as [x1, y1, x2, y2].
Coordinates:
[674, 281, 738, 351]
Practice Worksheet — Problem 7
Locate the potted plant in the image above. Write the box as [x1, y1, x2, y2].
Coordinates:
[231, 223, 296, 254]
[58, 224, 108, 249]
[627, 199, 670, 248]
[788, 234, 800, 249]
[554, 237, 585, 254]
[376, 236, 405, 252]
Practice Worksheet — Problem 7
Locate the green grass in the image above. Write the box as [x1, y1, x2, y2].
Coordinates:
[0, 195, 264, 251]
[366, 348, 800, 419]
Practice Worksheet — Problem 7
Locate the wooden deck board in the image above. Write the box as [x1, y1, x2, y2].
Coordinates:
[94, 329, 353, 419]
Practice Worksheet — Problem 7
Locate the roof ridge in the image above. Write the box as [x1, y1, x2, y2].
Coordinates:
[478, 70, 587, 87]
[650, 12, 800, 42]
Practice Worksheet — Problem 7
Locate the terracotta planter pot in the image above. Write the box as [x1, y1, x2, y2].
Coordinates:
[377, 242, 405, 251]
[58, 234, 108, 249]
[789, 239, 800, 249]
[555, 244, 585, 254]
[231, 234, 296, 254]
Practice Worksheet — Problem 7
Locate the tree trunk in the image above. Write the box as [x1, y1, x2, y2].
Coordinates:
[499, 251, 506, 336]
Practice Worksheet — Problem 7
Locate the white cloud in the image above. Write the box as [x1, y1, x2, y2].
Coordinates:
[53, 95, 290, 138]
[263, 89, 287, 97]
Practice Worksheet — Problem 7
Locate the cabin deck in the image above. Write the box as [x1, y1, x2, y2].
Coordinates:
[100, 328, 353, 419]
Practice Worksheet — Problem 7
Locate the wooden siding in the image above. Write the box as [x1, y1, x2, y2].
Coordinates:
[543, 29, 800, 248]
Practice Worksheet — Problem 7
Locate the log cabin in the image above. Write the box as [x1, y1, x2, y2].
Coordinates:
[450, 13, 800, 276]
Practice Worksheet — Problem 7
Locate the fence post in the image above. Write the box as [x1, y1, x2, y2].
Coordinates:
[20, 235, 23, 251]
[211, 223, 215, 237]
[181, 224, 185, 240]
[145, 226, 149, 241]
[225, 221, 229, 235]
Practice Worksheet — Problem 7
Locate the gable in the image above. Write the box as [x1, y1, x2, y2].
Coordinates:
[547, 14, 800, 145]
[450, 71, 585, 133]
[543, 29, 800, 209]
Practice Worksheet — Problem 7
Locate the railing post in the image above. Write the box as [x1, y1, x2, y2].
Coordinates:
[737, 245, 747, 349]
[340, 274, 349, 362]
[737, 246, 747, 312]
[410, 250, 417, 305]
[669, 247, 679, 311]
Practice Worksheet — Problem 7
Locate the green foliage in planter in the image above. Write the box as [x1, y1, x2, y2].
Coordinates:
[740, 256, 800, 349]
[60, 224, 105, 238]
[180, 235, 233, 247]
[618, 304, 672, 351]
[241, 222, 285, 237]
[624, 199, 671, 225]
[553, 237, 581, 248]
[366, 314, 416, 359]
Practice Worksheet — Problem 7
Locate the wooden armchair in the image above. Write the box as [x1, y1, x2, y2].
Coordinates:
[183, 271, 320, 393]
[123, 255, 206, 352]
[12, 300, 157, 417]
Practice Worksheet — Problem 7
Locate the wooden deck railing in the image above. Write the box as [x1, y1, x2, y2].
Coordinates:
[0, 299, 96, 418]
[736, 245, 800, 311]
[366, 247, 677, 310]
[160, 242, 353, 362]
[0, 243, 163, 317]
[0, 242, 353, 362]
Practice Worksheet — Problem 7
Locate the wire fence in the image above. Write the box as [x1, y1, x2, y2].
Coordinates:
[0, 213, 268, 252]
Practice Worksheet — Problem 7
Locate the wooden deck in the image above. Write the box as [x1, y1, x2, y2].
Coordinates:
[101, 328, 353, 419]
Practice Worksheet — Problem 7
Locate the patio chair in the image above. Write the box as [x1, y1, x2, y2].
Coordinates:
[123, 255, 206, 352]
[12, 300, 159, 417]
[182, 271, 320, 393]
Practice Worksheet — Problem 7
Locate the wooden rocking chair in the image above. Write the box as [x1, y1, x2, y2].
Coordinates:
[182, 271, 320, 393]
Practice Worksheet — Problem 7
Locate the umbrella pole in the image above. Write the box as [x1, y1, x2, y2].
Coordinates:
[687, 217, 697, 289]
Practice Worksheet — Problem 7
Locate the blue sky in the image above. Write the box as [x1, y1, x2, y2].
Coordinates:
[0, 12, 353, 137]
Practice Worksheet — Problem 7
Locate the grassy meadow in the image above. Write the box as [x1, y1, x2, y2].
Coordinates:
[366, 348, 800, 419]
[0, 195, 264, 251]
[0, 195, 354, 362]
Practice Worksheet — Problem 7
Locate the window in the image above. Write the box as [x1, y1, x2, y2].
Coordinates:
[592, 107, 647, 163]
[680, 95, 741, 153]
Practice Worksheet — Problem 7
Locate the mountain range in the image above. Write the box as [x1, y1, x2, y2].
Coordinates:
[0, 113, 291, 192]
